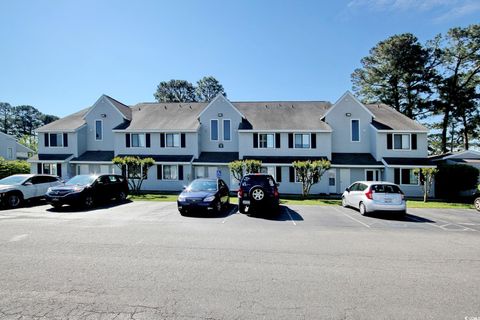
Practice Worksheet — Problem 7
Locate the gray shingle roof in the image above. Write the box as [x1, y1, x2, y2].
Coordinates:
[117, 154, 193, 163]
[29, 154, 73, 161]
[104, 95, 132, 120]
[331, 153, 383, 166]
[71, 151, 115, 162]
[36, 107, 90, 132]
[243, 155, 328, 164]
[233, 102, 332, 131]
[383, 157, 435, 166]
[193, 152, 239, 163]
[366, 104, 427, 131]
[119, 102, 208, 131]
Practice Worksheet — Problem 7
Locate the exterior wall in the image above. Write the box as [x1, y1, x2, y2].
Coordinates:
[77, 126, 87, 156]
[198, 96, 243, 153]
[369, 126, 377, 159]
[383, 167, 433, 198]
[38, 132, 80, 157]
[85, 97, 125, 151]
[238, 132, 331, 158]
[325, 95, 372, 153]
[140, 164, 192, 192]
[114, 132, 199, 157]
[375, 132, 428, 160]
[0, 134, 17, 160]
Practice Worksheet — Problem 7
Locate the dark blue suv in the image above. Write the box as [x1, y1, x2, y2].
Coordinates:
[237, 174, 280, 215]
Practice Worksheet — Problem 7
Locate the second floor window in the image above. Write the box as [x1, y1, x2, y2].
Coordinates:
[351, 119, 360, 142]
[394, 134, 410, 150]
[95, 120, 103, 140]
[166, 133, 180, 147]
[131, 133, 145, 147]
[223, 119, 231, 141]
[211, 120, 218, 141]
[259, 134, 275, 148]
[295, 134, 310, 148]
[46, 133, 67, 147]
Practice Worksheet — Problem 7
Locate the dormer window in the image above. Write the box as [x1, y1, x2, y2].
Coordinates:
[351, 119, 360, 142]
[95, 120, 103, 141]
[211, 120, 218, 141]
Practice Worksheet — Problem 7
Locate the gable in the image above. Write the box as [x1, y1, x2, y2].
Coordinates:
[322, 91, 374, 121]
[198, 94, 244, 121]
[83, 95, 131, 121]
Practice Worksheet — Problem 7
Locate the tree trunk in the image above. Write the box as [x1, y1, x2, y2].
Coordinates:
[441, 108, 451, 153]
[462, 114, 469, 150]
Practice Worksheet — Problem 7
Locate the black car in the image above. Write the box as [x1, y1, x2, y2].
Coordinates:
[45, 174, 129, 209]
[238, 174, 280, 215]
[177, 178, 230, 215]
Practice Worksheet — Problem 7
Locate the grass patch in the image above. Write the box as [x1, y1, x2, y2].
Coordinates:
[129, 193, 475, 209]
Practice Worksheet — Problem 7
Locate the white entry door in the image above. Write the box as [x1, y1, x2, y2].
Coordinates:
[339, 169, 350, 193]
[207, 167, 217, 178]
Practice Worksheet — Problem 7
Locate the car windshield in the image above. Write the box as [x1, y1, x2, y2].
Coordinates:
[0, 175, 28, 185]
[187, 180, 217, 192]
[65, 175, 96, 186]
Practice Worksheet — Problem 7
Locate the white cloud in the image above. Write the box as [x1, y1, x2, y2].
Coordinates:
[346, 0, 479, 21]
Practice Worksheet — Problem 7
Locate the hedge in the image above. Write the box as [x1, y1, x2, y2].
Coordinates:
[0, 157, 30, 179]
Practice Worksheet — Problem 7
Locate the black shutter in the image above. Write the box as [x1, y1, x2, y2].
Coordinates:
[160, 133, 165, 148]
[126, 133, 130, 148]
[311, 133, 316, 149]
[387, 134, 392, 150]
[275, 133, 281, 148]
[402, 169, 410, 185]
[63, 133, 68, 147]
[276, 167, 282, 182]
[37, 163, 42, 174]
[44, 133, 49, 147]
[181, 133, 186, 148]
[313, 174, 319, 183]
[146, 133, 151, 148]
[394, 168, 400, 184]
[288, 133, 293, 148]
[157, 165, 163, 180]
[57, 163, 62, 177]
[289, 167, 295, 182]
[178, 165, 184, 180]
[253, 133, 258, 148]
[411, 134, 417, 150]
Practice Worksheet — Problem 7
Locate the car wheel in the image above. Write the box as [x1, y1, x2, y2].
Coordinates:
[341, 197, 348, 208]
[239, 202, 246, 214]
[475, 197, 480, 212]
[84, 195, 94, 208]
[179, 209, 187, 216]
[6, 193, 23, 209]
[117, 191, 127, 202]
[250, 187, 265, 203]
[359, 202, 368, 216]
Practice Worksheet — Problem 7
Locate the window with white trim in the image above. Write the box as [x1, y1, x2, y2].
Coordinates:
[42, 163, 58, 175]
[365, 169, 381, 181]
[162, 165, 178, 180]
[95, 120, 103, 140]
[223, 119, 231, 141]
[7, 148, 13, 159]
[166, 133, 180, 147]
[131, 133, 145, 148]
[211, 120, 218, 140]
[259, 133, 275, 148]
[351, 119, 360, 142]
[48, 133, 63, 147]
[395, 168, 419, 185]
[260, 166, 276, 179]
[294, 134, 310, 148]
[393, 134, 410, 150]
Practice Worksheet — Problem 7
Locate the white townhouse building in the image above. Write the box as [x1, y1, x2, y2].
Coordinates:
[28, 91, 435, 197]
[0, 131, 34, 160]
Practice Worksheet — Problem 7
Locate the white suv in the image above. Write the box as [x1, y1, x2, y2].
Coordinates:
[0, 174, 63, 208]
[342, 181, 406, 216]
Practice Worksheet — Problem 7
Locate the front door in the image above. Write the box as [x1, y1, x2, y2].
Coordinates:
[340, 169, 350, 193]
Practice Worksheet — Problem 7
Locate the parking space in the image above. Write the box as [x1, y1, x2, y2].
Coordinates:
[1, 200, 479, 234]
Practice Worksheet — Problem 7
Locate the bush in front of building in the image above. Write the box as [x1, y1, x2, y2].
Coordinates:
[0, 157, 30, 179]
[435, 164, 479, 199]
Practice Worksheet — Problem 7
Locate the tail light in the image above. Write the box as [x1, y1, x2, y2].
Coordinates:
[400, 191, 405, 200]
[274, 188, 279, 198]
[365, 188, 373, 200]
[237, 189, 243, 198]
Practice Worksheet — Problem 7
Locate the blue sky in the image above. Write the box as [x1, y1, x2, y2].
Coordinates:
[0, 0, 479, 117]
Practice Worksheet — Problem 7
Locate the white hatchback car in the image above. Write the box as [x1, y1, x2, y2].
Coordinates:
[0, 174, 63, 208]
[342, 181, 406, 215]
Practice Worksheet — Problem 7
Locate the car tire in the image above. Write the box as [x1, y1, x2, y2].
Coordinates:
[239, 202, 246, 214]
[359, 202, 368, 216]
[179, 209, 187, 216]
[117, 191, 127, 202]
[83, 195, 94, 209]
[341, 197, 348, 208]
[249, 186, 266, 203]
[52, 204, 63, 210]
[6, 192, 23, 209]
[475, 197, 480, 212]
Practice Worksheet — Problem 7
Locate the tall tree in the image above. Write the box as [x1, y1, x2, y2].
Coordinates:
[432, 24, 480, 152]
[195, 76, 226, 102]
[352, 33, 439, 119]
[12, 105, 43, 138]
[0, 102, 13, 134]
[154, 79, 197, 103]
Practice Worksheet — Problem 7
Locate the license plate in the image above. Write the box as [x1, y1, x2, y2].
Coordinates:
[384, 198, 392, 203]
[243, 200, 250, 205]
[51, 198, 59, 202]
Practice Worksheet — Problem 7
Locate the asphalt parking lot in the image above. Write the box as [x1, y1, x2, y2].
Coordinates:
[0, 201, 479, 319]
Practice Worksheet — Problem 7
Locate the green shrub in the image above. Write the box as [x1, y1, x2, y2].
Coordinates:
[435, 164, 479, 199]
[0, 157, 30, 179]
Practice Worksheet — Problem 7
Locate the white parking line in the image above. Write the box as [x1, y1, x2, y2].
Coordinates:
[222, 206, 237, 224]
[333, 207, 371, 228]
[408, 214, 477, 232]
[285, 208, 297, 226]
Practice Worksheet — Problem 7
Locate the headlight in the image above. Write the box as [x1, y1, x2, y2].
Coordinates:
[203, 195, 215, 202]
[47, 187, 52, 193]
[73, 186, 84, 192]
[178, 195, 186, 201]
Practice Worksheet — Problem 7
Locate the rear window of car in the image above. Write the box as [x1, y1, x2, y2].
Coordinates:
[371, 184, 402, 193]
[241, 175, 275, 188]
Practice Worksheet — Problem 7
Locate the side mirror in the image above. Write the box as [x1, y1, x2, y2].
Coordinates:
[345, 187, 350, 193]
[23, 182, 33, 186]
[182, 186, 187, 190]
